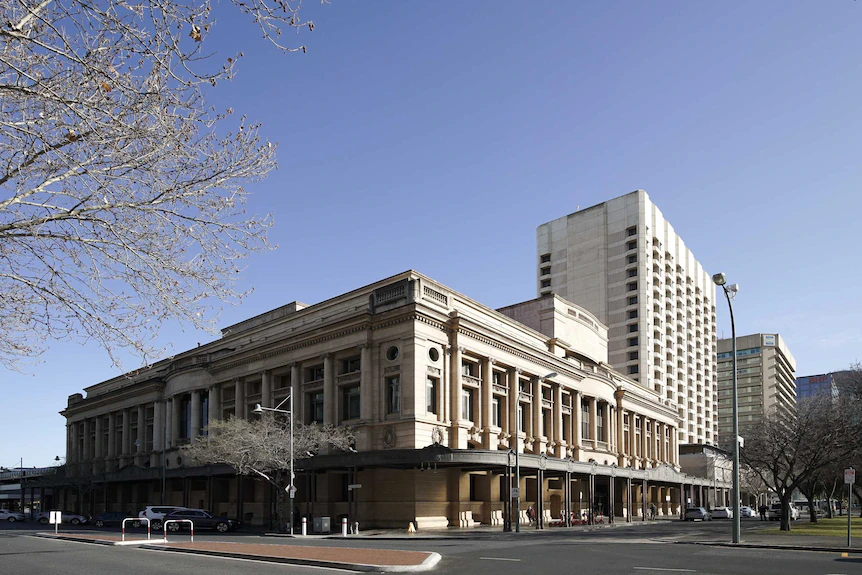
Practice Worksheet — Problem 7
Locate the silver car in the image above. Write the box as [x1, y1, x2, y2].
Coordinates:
[0, 509, 25, 522]
[684, 507, 712, 521]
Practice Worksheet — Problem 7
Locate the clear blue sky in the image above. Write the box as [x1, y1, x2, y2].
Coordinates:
[3, 1, 860, 469]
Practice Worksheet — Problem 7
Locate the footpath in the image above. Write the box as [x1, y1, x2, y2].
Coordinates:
[33, 532, 441, 572]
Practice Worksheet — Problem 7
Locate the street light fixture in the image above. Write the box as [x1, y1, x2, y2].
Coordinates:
[252, 394, 295, 534]
[713, 272, 741, 543]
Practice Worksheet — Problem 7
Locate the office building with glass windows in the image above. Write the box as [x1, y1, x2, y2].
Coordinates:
[716, 333, 797, 438]
[45, 271, 724, 530]
[536, 190, 718, 446]
[795, 373, 839, 403]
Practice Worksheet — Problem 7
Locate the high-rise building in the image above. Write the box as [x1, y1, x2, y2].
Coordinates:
[716, 333, 797, 437]
[795, 373, 839, 403]
[536, 190, 718, 446]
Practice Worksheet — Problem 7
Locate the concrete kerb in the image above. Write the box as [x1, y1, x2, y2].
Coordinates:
[34, 532, 167, 546]
[139, 544, 442, 572]
[677, 540, 862, 554]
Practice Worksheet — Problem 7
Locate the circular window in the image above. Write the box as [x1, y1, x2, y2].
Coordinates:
[176, 456, 182, 466]
[428, 347, 440, 362]
[386, 346, 399, 361]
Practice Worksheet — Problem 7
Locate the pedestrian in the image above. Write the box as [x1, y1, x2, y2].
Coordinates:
[649, 502, 657, 520]
[527, 505, 536, 525]
[758, 504, 767, 521]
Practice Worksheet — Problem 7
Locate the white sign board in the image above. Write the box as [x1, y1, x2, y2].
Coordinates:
[846, 468, 855, 485]
[510, 487, 520, 499]
[49, 511, 62, 525]
[347, 484, 362, 491]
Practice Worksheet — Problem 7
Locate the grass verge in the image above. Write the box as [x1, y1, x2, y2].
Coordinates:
[762, 517, 862, 536]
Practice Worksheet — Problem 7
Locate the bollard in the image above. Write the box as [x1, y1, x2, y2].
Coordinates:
[353, 521, 359, 535]
[301, 517, 307, 536]
[342, 517, 348, 537]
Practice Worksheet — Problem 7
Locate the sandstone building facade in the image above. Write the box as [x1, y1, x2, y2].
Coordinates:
[54, 271, 726, 529]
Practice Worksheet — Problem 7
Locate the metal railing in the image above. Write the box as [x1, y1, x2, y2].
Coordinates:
[122, 517, 151, 542]
[163, 519, 194, 542]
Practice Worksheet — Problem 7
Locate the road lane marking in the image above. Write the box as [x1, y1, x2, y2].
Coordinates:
[633, 568, 696, 573]
[480, 557, 522, 562]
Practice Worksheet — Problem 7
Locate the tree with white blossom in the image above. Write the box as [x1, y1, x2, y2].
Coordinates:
[0, 0, 323, 370]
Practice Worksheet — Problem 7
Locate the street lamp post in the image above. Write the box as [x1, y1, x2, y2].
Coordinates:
[253, 394, 295, 534]
[713, 272, 741, 544]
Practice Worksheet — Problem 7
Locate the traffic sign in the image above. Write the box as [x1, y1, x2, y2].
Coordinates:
[510, 487, 520, 499]
[348, 483, 362, 490]
[845, 468, 855, 485]
[49, 511, 61, 524]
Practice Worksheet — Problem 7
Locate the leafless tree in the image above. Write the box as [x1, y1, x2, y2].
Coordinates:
[740, 399, 861, 531]
[1, 0, 324, 371]
[183, 415, 353, 532]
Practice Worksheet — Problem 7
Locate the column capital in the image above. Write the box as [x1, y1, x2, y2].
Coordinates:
[457, 346, 466, 354]
[321, 352, 331, 360]
[488, 357, 496, 365]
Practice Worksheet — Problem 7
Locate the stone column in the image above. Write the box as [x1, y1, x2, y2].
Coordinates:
[121, 409, 131, 457]
[589, 398, 598, 447]
[323, 353, 335, 425]
[572, 390, 582, 459]
[531, 377, 542, 452]
[290, 364, 302, 424]
[107, 412, 116, 460]
[191, 389, 201, 439]
[508, 368, 519, 448]
[81, 420, 91, 461]
[449, 345, 463, 447]
[615, 389, 625, 465]
[552, 383, 563, 457]
[235, 378, 246, 419]
[136, 406, 145, 454]
[208, 384, 221, 426]
[94, 416, 103, 460]
[165, 398, 173, 448]
[261, 370, 272, 408]
[481, 357, 494, 449]
[360, 345, 372, 421]
[153, 402, 164, 452]
[640, 417, 648, 467]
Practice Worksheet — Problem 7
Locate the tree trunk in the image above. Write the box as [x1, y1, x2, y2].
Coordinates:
[780, 492, 792, 532]
[275, 470, 285, 533]
[800, 482, 818, 523]
[806, 498, 818, 523]
[826, 479, 837, 519]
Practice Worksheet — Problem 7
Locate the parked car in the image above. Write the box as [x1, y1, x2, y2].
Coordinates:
[684, 507, 711, 521]
[36, 511, 89, 525]
[92, 511, 138, 528]
[710, 506, 733, 519]
[740, 506, 755, 518]
[0, 509, 25, 522]
[138, 506, 190, 530]
[768, 503, 800, 521]
[163, 508, 240, 533]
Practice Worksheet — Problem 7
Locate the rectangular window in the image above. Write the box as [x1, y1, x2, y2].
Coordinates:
[493, 372, 501, 385]
[308, 392, 324, 424]
[492, 397, 501, 427]
[518, 404, 526, 432]
[628, 337, 639, 346]
[628, 310, 638, 319]
[581, 401, 591, 440]
[629, 365, 639, 375]
[341, 385, 360, 420]
[541, 279, 551, 288]
[540, 253, 551, 263]
[628, 268, 637, 278]
[387, 376, 401, 414]
[628, 296, 638, 305]
[596, 405, 604, 442]
[462, 388, 474, 421]
[426, 377, 438, 415]
[628, 351, 639, 361]
[627, 282, 638, 291]
[541, 266, 551, 276]
[180, 394, 191, 440]
[462, 362, 476, 377]
[469, 474, 478, 501]
[341, 357, 360, 374]
[627, 240, 637, 250]
[628, 254, 637, 264]
[306, 365, 324, 382]
[627, 227, 637, 236]
[628, 323, 638, 333]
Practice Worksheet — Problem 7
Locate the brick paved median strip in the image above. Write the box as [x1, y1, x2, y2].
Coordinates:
[145, 541, 441, 572]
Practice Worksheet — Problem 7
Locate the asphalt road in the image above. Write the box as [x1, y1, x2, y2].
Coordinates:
[1, 520, 860, 575]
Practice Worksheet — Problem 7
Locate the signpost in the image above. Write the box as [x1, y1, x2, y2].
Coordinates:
[49, 510, 61, 534]
[845, 467, 855, 548]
